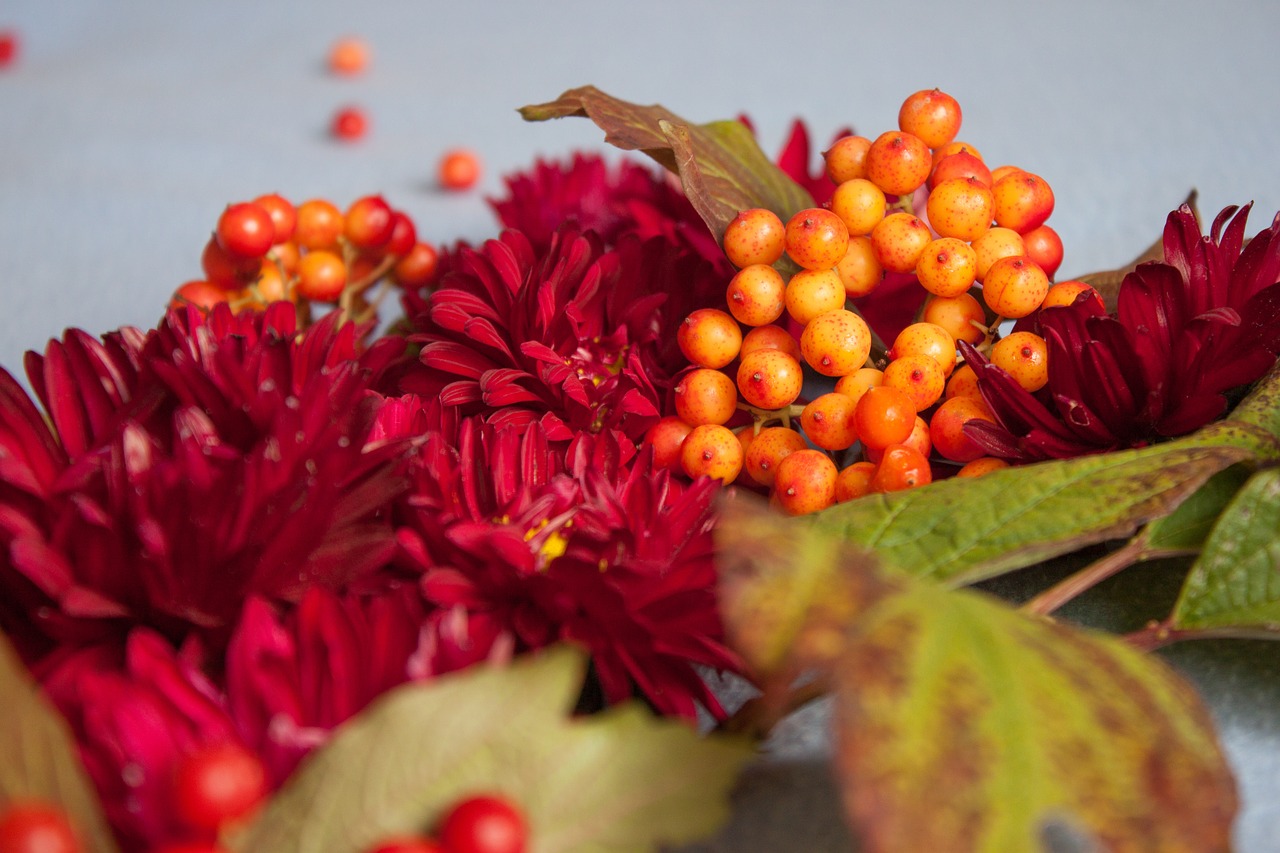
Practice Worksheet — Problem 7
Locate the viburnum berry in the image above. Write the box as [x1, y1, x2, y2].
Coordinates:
[945, 363, 982, 400]
[1041, 279, 1104, 311]
[891, 322, 957, 378]
[982, 256, 1049, 318]
[883, 353, 946, 412]
[800, 309, 872, 377]
[863, 130, 932, 197]
[678, 308, 743, 370]
[722, 208, 786, 268]
[833, 366, 884, 409]
[384, 211, 418, 257]
[201, 236, 259, 290]
[871, 443, 933, 492]
[773, 449, 839, 516]
[869, 212, 930, 274]
[437, 795, 528, 853]
[216, 202, 275, 260]
[295, 199, 345, 250]
[991, 171, 1055, 233]
[736, 349, 804, 410]
[784, 208, 849, 271]
[834, 236, 884, 298]
[990, 330, 1049, 392]
[329, 36, 370, 75]
[1021, 223, 1064, 279]
[783, 269, 846, 325]
[251, 193, 297, 245]
[296, 249, 349, 302]
[823, 135, 872, 184]
[680, 424, 742, 483]
[929, 394, 996, 463]
[835, 460, 877, 502]
[170, 280, 232, 314]
[921, 293, 987, 345]
[800, 392, 860, 451]
[438, 148, 482, 191]
[642, 416, 693, 472]
[674, 368, 738, 426]
[332, 105, 369, 141]
[928, 148, 991, 190]
[854, 385, 916, 451]
[897, 88, 963, 150]
[173, 742, 268, 832]
[829, 178, 887, 237]
[394, 242, 440, 289]
[915, 237, 979, 299]
[971, 226, 1026, 282]
[925, 177, 994, 243]
[726, 264, 786, 327]
[739, 324, 801, 362]
[0, 800, 81, 853]
[933, 140, 984, 164]
[957, 457, 1011, 477]
[344, 195, 396, 250]
[744, 426, 809, 487]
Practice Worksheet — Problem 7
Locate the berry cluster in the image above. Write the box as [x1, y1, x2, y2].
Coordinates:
[169, 193, 440, 324]
[366, 794, 528, 853]
[648, 89, 1104, 515]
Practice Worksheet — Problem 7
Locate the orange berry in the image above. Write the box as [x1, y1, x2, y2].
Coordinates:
[745, 426, 809, 487]
[972, 227, 1026, 283]
[726, 264, 787, 326]
[830, 178, 887, 237]
[989, 164, 1025, 184]
[915, 238, 978, 299]
[784, 268, 846, 325]
[957, 457, 1011, 478]
[680, 424, 743, 484]
[296, 249, 348, 302]
[928, 149, 991, 191]
[774, 449, 839, 516]
[945, 363, 983, 400]
[891, 322, 957, 377]
[883, 354, 946, 412]
[992, 171, 1055, 233]
[864, 130, 932, 197]
[723, 208, 786, 268]
[982, 256, 1049, 318]
[251, 261, 289, 304]
[898, 88, 963, 150]
[871, 444, 933, 492]
[674, 368, 738, 426]
[170, 280, 231, 314]
[922, 293, 986, 346]
[833, 367, 885, 409]
[990, 331, 1049, 392]
[295, 199, 344, 250]
[394, 242, 440, 289]
[677, 308, 743, 369]
[643, 416, 693, 472]
[926, 177, 994, 242]
[824, 135, 873, 183]
[854, 385, 916, 450]
[869, 212, 931, 274]
[834, 236, 884, 298]
[736, 349, 804, 410]
[1021, 224, 1065, 279]
[329, 36, 369, 75]
[734, 427, 763, 487]
[800, 309, 872, 377]
[1042, 280, 1104, 311]
[438, 148, 482, 191]
[929, 395, 996, 463]
[740, 324, 801, 362]
[933, 141, 984, 164]
[800, 393, 860, 451]
[835, 461, 878, 502]
[785, 208, 849, 270]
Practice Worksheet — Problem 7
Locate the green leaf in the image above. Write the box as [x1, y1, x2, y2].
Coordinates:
[0, 633, 120, 853]
[1142, 463, 1252, 552]
[519, 86, 814, 245]
[231, 646, 752, 853]
[1216, 359, 1280, 451]
[717, 504, 1238, 853]
[809, 442, 1250, 586]
[1170, 466, 1280, 634]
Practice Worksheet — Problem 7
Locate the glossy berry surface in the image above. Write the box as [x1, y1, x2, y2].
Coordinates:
[332, 105, 369, 141]
[784, 208, 849, 271]
[674, 368, 738, 426]
[173, 742, 268, 831]
[438, 794, 529, 853]
[216, 202, 274, 259]
[438, 149, 482, 190]
[0, 801, 81, 853]
[681, 423, 743, 484]
[722, 208, 786, 268]
[773, 449, 839, 516]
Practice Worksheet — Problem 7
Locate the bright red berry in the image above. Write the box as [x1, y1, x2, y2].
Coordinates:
[0, 801, 82, 853]
[0, 30, 18, 69]
[173, 742, 268, 832]
[332, 106, 369, 141]
[216, 202, 275, 259]
[438, 795, 528, 853]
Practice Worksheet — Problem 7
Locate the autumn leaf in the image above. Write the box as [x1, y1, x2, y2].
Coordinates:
[0, 632, 120, 853]
[519, 86, 814, 247]
[717, 501, 1238, 853]
[231, 645, 752, 853]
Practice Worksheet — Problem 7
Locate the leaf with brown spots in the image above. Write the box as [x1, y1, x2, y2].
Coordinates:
[519, 86, 815, 246]
[717, 502, 1238, 853]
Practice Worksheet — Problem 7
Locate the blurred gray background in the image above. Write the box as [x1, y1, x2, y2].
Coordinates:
[1, 1, 1278, 850]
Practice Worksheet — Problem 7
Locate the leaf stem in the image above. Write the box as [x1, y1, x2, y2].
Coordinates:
[717, 675, 831, 740]
[1021, 537, 1188, 616]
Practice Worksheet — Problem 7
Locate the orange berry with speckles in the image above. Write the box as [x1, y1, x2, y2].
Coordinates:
[945, 363, 983, 400]
[740, 324, 801, 362]
[883, 354, 946, 412]
[854, 385, 916, 450]
[891, 322, 956, 378]
[774, 449, 839, 516]
[830, 179, 887, 237]
[972, 227, 1026, 283]
[983, 256, 1049, 318]
[930, 395, 996, 463]
[991, 331, 1049, 392]
[834, 367, 884, 409]
[922, 293, 986, 345]
[915, 238, 978, 299]
[835, 461, 878, 502]
[800, 393, 860, 451]
[745, 426, 809, 487]
[784, 208, 849, 270]
[871, 444, 933, 492]
[926, 177, 994, 242]
[824, 135, 873, 183]
[726, 264, 787, 327]
[992, 171, 1055, 233]
[723, 208, 786, 268]
[784, 268, 846, 325]
[1042, 280, 1105, 311]
[870, 212, 931, 274]
[898, 88, 963, 150]
[989, 165, 1025, 185]
[835, 236, 884, 298]
[680, 424, 743, 484]
[957, 457, 1011, 477]
[736, 349, 804, 410]
[865, 130, 932, 197]
[934, 140, 984, 164]
[677, 308, 742, 369]
[800, 309, 872, 377]
[1021, 223, 1064, 279]
[928, 149, 991, 191]
[674, 368, 737, 426]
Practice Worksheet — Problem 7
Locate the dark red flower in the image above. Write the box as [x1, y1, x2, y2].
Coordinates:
[966, 204, 1280, 460]
[0, 304, 409, 660]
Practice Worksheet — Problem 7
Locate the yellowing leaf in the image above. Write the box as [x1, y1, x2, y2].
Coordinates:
[232, 645, 752, 853]
[520, 86, 814, 246]
[0, 633, 120, 853]
[717, 504, 1238, 853]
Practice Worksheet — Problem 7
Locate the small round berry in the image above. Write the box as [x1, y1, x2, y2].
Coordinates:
[295, 199, 345, 250]
[674, 368, 738, 426]
[740, 324, 801, 362]
[643, 416, 694, 472]
[744, 426, 809, 487]
[332, 105, 369, 141]
[1021, 223, 1064, 279]
[1042, 280, 1104, 311]
[0, 800, 81, 853]
[800, 309, 872, 377]
[394, 242, 441, 289]
[438, 148, 482, 191]
[869, 212, 931, 274]
[784, 269, 846, 325]
[835, 461, 878, 502]
[784, 208, 849, 271]
[823, 135, 872, 183]
[726, 264, 787, 327]
[344, 195, 396, 250]
[834, 236, 884, 298]
[328, 36, 369, 75]
[438, 794, 529, 853]
[915, 238, 978, 299]
[921, 293, 987, 345]
[854, 386, 916, 451]
[991, 171, 1055, 233]
[982, 256, 1050, 318]
[252, 193, 297, 244]
[898, 88, 963, 149]
[201, 236, 259, 290]
[833, 366, 885, 409]
[296, 250, 349, 302]
[891, 322, 957, 378]
[171, 280, 233, 314]
[384, 211, 418, 257]
[864, 130, 932, 197]
[957, 457, 1011, 478]
[929, 395, 996, 463]
[928, 149, 991, 190]
[723, 208, 786, 268]
[173, 742, 268, 832]
[883, 354, 946, 412]
[925, 177, 994, 242]
[680, 424, 743, 484]
[216, 202, 275, 260]
[990, 331, 1049, 392]
[871, 444, 933, 492]
[0, 30, 19, 69]
[678, 308, 743, 369]
[945, 363, 983, 400]
[971, 226, 1026, 283]
[800, 393, 860, 451]
[773, 449, 839, 516]
[736, 349, 804, 411]
[829, 178, 887, 237]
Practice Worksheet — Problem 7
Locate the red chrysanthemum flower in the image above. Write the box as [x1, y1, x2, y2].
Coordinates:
[965, 204, 1280, 460]
[395, 226, 725, 444]
[0, 303, 409, 660]
[381, 396, 741, 719]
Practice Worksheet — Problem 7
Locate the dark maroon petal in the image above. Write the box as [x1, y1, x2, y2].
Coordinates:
[421, 341, 500, 379]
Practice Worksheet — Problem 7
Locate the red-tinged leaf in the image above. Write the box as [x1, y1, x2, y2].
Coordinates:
[0, 632, 121, 853]
[520, 86, 813, 246]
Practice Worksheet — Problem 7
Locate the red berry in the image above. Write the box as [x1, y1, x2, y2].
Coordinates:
[367, 839, 446, 853]
[438, 795, 527, 853]
[384, 211, 417, 256]
[252, 193, 296, 244]
[393, 242, 440, 288]
[344, 195, 395, 250]
[0, 801, 81, 853]
[216, 202, 275, 260]
[438, 149, 482, 191]
[173, 742, 268, 832]
[0, 30, 18, 69]
[332, 106, 368, 141]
